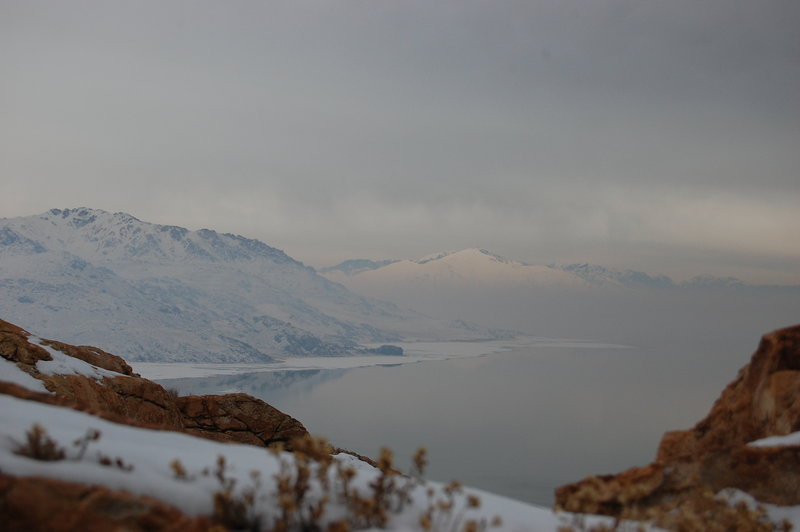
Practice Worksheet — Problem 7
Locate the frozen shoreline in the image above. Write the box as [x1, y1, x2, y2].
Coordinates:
[132, 336, 630, 380]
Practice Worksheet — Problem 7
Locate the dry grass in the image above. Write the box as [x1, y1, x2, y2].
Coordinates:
[12, 424, 132, 471]
[192, 434, 502, 532]
[12, 424, 65, 461]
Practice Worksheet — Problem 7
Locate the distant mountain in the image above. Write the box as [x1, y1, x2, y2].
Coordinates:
[322, 248, 797, 293]
[322, 248, 586, 289]
[319, 248, 800, 345]
[318, 258, 400, 276]
[553, 263, 676, 289]
[0, 208, 497, 363]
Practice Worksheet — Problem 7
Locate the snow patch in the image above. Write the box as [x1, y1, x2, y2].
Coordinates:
[34, 338, 125, 380]
[0, 357, 51, 393]
[747, 431, 800, 448]
[717, 489, 800, 529]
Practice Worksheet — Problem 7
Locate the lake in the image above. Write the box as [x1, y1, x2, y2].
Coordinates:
[154, 337, 755, 507]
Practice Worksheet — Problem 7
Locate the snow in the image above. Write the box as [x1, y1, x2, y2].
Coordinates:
[0, 393, 626, 531]
[33, 337, 126, 380]
[717, 489, 800, 529]
[0, 357, 51, 393]
[747, 431, 800, 448]
[1, 209, 514, 364]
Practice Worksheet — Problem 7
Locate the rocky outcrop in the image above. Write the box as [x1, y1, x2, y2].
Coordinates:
[0, 318, 308, 448]
[556, 324, 800, 515]
[0, 473, 214, 532]
[177, 393, 309, 446]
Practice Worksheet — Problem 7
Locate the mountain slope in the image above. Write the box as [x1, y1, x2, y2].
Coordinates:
[0, 208, 490, 362]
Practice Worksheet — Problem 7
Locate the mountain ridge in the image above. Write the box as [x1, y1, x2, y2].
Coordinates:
[0, 208, 497, 363]
[322, 247, 799, 291]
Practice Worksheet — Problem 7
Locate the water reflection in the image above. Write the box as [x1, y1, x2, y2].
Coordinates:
[159, 367, 349, 401]
[158, 341, 751, 507]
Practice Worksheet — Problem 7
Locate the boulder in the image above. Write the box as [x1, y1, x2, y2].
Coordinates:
[177, 393, 308, 446]
[556, 324, 800, 515]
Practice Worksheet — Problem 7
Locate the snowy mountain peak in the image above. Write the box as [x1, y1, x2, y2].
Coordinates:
[442, 248, 513, 264]
[406, 248, 511, 266]
[415, 250, 457, 264]
[5, 208, 301, 267]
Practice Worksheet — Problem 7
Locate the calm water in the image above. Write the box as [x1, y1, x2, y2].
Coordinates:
[159, 339, 754, 506]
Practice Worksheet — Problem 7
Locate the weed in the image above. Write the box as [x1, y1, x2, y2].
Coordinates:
[211, 455, 263, 532]
[12, 424, 65, 461]
[98, 454, 135, 471]
[12, 424, 132, 472]
[72, 428, 101, 459]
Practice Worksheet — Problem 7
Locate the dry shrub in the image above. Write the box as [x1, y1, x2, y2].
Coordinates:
[12, 424, 66, 461]
[211, 455, 263, 532]
[12, 424, 134, 473]
[201, 435, 503, 532]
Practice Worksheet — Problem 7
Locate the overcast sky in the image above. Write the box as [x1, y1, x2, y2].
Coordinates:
[2, 0, 798, 283]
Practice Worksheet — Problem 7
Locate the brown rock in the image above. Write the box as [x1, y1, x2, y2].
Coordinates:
[42, 374, 186, 428]
[0, 473, 214, 532]
[0, 319, 308, 448]
[177, 392, 309, 447]
[0, 319, 51, 365]
[39, 338, 136, 376]
[556, 324, 800, 515]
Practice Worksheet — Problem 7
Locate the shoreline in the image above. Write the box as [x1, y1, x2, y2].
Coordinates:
[132, 336, 631, 380]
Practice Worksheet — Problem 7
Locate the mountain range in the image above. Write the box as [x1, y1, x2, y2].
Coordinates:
[320, 248, 800, 345]
[321, 248, 784, 291]
[0, 208, 497, 363]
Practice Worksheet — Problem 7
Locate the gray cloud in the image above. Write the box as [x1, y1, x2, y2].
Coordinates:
[2, 0, 798, 282]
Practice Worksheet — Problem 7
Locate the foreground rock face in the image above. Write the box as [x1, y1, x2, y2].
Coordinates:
[0, 319, 308, 448]
[556, 324, 800, 515]
[0, 473, 214, 532]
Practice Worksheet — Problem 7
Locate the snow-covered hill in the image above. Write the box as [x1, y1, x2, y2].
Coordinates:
[322, 248, 586, 289]
[0, 208, 495, 362]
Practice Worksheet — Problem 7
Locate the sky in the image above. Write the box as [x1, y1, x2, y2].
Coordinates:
[2, 0, 799, 283]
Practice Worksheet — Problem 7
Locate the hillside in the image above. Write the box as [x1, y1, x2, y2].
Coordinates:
[0, 209, 497, 363]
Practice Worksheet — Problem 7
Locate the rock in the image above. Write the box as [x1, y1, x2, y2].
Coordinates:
[176, 393, 309, 447]
[0, 473, 214, 532]
[556, 324, 800, 515]
[0, 319, 308, 448]
[39, 338, 136, 376]
[0, 319, 51, 365]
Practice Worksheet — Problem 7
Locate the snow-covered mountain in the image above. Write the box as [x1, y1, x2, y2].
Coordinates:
[320, 248, 800, 345]
[322, 248, 587, 289]
[0, 208, 496, 362]
[322, 248, 791, 292]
